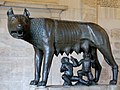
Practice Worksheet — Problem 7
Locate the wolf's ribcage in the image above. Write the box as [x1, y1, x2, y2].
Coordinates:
[55, 21, 82, 55]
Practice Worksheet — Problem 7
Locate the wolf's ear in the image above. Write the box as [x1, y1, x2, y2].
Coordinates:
[7, 8, 14, 17]
[23, 8, 30, 17]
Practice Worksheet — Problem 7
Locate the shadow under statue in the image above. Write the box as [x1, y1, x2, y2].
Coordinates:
[7, 8, 118, 86]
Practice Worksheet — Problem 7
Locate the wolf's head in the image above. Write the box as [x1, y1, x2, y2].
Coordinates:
[7, 8, 30, 39]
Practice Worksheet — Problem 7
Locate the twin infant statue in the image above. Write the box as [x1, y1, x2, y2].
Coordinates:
[60, 54, 96, 86]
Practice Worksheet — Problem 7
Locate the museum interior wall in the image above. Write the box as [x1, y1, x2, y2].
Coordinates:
[0, 0, 120, 90]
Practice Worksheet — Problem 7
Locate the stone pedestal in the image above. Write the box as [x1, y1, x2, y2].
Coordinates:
[29, 85, 120, 90]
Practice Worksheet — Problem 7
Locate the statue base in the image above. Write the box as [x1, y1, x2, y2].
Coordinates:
[29, 85, 120, 90]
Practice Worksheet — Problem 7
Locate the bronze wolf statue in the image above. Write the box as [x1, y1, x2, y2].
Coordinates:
[7, 8, 118, 86]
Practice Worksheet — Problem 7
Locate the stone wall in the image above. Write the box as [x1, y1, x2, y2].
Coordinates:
[98, 6, 120, 84]
[0, 10, 34, 90]
[0, 0, 58, 4]
[0, 0, 120, 90]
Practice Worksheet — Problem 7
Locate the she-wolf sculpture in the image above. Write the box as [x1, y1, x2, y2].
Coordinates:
[7, 8, 118, 86]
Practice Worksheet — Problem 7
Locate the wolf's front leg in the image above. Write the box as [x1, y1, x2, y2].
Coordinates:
[37, 46, 54, 86]
[30, 46, 43, 85]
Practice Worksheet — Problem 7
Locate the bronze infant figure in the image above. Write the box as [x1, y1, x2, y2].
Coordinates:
[60, 56, 80, 86]
[71, 54, 96, 86]
[60, 56, 95, 86]
[60, 57, 75, 86]
[7, 8, 118, 86]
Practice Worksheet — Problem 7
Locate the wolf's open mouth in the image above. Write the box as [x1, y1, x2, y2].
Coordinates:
[17, 31, 23, 36]
[11, 30, 23, 38]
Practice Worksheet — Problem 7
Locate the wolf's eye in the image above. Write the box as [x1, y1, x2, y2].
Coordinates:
[21, 17, 26, 22]
[21, 17, 25, 20]
[25, 19, 29, 23]
[21, 17, 28, 24]
[11, 16, 16, 22]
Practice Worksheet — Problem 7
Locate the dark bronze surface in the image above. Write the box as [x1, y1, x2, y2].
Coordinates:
[60, 55, 96, 86]
[61, 53, 118, 86]
[7, 8, 118, 86]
